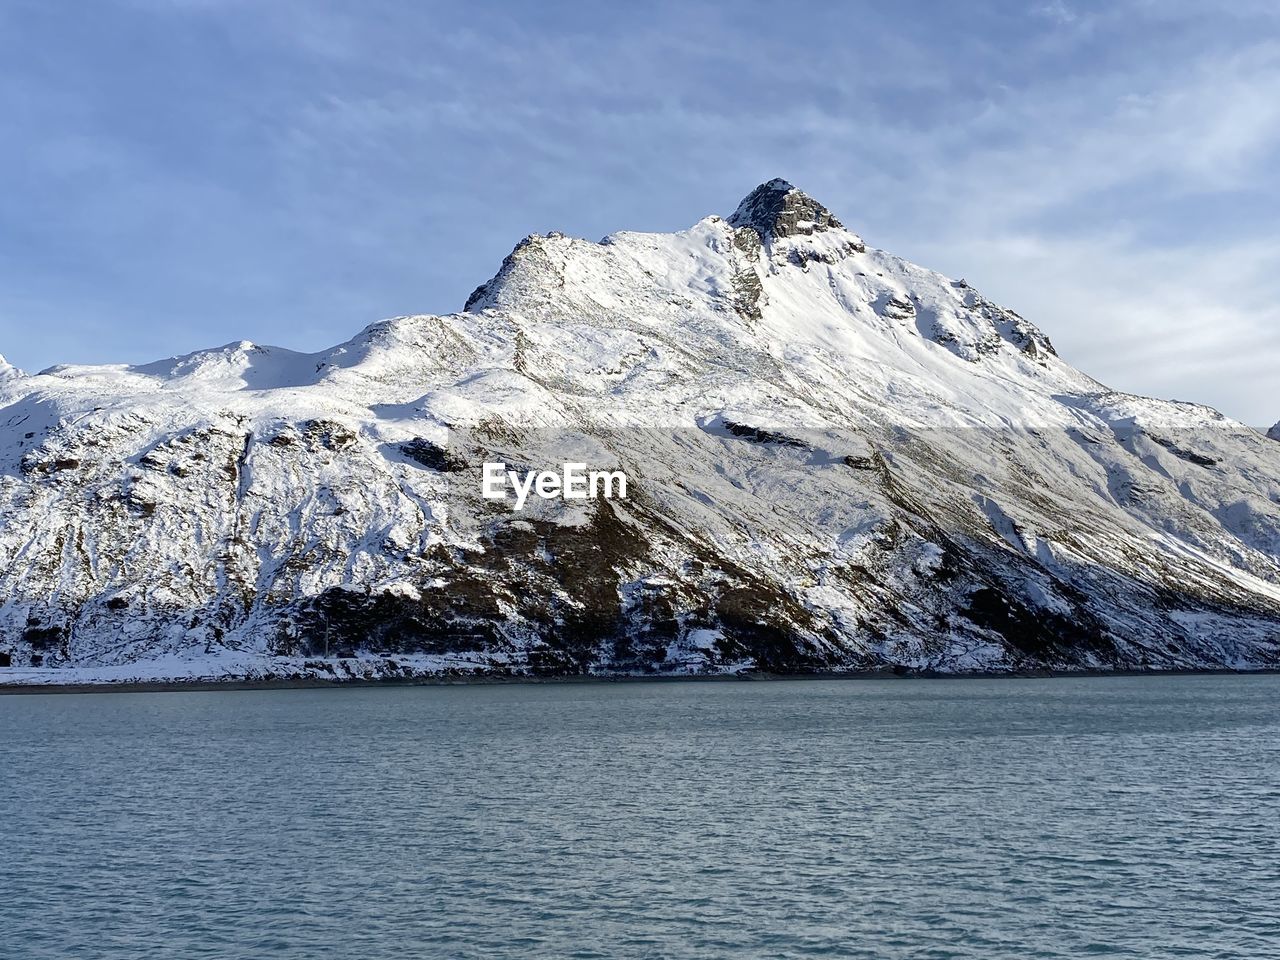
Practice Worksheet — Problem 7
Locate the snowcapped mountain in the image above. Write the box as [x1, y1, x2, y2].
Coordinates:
[2, 179, 1278, 684]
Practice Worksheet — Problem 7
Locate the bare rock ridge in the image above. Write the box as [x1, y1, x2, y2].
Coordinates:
[1, 179, 1278, 684]
[727, 178, 845, 240]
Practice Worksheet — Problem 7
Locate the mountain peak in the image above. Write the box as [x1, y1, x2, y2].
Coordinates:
[1268, 422, 1280, 441]
[3, 178, 1280, 685]
[728, 178, 844, 240]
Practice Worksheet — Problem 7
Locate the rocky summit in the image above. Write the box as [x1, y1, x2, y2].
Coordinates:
[728, 178, 846, 240]
[2, 181, 1278, 685]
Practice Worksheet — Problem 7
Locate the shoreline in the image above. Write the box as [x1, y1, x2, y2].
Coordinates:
[1, 665, 1276, 696]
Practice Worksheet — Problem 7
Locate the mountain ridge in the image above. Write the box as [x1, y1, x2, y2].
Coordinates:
[2, 180, 1278, 684]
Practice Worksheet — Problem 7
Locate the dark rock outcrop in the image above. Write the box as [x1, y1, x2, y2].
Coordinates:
[728, 178, 845, 241]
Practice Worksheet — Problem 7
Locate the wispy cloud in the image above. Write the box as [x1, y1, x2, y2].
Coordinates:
[1036, 1, 1079, 26]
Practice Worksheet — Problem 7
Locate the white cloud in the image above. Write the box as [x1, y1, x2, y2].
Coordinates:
[1036, 1, 1079, 26]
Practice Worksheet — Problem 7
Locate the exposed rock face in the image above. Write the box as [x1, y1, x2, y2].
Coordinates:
[728, 178, 846, 240]
[1268, 423, 1280, 442]
[1, 180, 1278, 684]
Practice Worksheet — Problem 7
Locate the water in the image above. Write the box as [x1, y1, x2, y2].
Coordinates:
[2, 676, 1278, 959]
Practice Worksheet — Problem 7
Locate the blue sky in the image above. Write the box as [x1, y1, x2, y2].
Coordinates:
[1, 0, 1277, 425]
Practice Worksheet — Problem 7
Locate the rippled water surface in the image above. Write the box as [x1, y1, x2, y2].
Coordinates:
[2, 676, 1278, 958]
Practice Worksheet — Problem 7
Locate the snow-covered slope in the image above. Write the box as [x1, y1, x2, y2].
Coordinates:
[2, 179, 1278, 684]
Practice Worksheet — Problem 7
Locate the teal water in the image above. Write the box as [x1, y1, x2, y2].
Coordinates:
[1, 676, 1278, 959]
